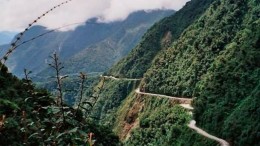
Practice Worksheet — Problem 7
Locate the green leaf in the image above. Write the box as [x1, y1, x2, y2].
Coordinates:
[56, 132, 66, 139]
[28, 133, 39, 139]
[68, 127, 78, 133]
[28, 122, 34, 126]
[51, 106, 61, 114]
[82, 101, 93, 107]
[24, 97, 33, 102]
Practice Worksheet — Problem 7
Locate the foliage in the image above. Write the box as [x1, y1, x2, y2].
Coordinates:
[143, 0, 248, 96]
[140, 0, 260, 145]
[222, 82, 260, 146]
[192, 1, 260, 144]
[36, 75, 98, 106]
[0, 64, 120, 146]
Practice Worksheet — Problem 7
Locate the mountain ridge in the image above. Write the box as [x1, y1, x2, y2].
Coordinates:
[1, 10, 174, 78]
[108, 0, 215, 78]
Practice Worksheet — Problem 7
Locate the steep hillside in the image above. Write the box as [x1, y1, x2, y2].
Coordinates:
[89, 77, 217, 145]
[92, 0, 215, 129]
[88, 0, 259, 145]
[2, 10, 173, 78]
[90, 79, 140, 126]
[108, 0, 215, 78]
[0, 63, 120, 145]
[141, 0, 260, 145]
[88, 0, 221, 145]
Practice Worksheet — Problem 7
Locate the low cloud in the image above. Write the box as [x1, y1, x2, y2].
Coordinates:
[0, 0, 189, 32]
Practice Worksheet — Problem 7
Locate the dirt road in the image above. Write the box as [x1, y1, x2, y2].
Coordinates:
[102, 75, 230, 146]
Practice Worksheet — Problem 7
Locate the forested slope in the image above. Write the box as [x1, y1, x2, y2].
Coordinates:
[91, 0, 260, 145]
[92, 0, 215, 127]
[141, 0, 260, 145]
[88, 0, 222, 145]
[108, 0, 215, 78]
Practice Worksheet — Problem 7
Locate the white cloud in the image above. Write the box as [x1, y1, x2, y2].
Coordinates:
[0, 0, 189, 32]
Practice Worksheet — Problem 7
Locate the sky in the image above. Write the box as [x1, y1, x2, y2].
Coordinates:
[0, 0, 189, 32]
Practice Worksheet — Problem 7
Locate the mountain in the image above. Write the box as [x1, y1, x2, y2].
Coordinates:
[0, 26, 70, 76]
[1, 10, 174, 78]
[86, 0, 260, 145]
[1, 0, 259, 145]
[107, 0, 215, 78]
[60, 10, 175, 75]
[0, 31, 17, 45]
[0, 44, 9, 56]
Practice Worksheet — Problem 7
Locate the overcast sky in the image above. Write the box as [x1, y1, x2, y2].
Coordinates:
[0, 0, 189, 32]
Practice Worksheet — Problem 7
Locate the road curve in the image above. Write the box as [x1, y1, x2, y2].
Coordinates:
[102, 75, 141, 81]
[135, 88, 229, 146]
[188, 120, 230, 146]
[135, 88, 192, 104]
[101, 75, 230, 146]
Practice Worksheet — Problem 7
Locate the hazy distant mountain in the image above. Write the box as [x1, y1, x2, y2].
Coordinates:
[0, 26, 70, 77]
[1, 10, 174, 78]
[0, 31, 17, 45]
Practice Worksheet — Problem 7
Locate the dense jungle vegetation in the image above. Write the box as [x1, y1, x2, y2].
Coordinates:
[93, 0, 259, 145]
[141, 0, 260, 145]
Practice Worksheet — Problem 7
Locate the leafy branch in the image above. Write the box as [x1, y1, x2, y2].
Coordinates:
[49, 52, 67, 123]
[74, 72, 87, 117]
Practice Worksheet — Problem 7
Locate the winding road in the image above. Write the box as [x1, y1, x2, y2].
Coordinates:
[103, 75, 230, 146]
[135, 88, 192, 105]
[102, 75, 141, 81]
[188, 120, 230, 146]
